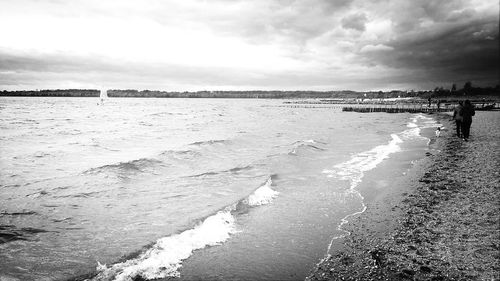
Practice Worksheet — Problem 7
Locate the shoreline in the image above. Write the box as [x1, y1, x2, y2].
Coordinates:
[307, 112, 500, 280]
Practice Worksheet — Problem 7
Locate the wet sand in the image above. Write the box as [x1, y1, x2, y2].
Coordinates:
[308, 111, 500, 281]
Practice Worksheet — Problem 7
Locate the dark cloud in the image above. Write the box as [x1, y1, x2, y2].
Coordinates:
[341, 13, 367, 31]
[352, 0, 500, 87]
[358, 16, 499, 86]
[383, 0, 470, 33]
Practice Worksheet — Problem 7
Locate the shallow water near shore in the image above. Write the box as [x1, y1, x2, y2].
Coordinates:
[0, 97, 439, 280]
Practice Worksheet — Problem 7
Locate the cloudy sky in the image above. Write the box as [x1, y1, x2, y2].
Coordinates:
[0, 0, 498, 91]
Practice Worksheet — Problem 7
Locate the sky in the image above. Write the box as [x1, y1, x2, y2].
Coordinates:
[0, 0, 498, 91]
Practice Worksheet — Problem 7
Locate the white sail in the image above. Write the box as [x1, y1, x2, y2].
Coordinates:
[100, 89, 108, 99]
[99, 89, 108, 105]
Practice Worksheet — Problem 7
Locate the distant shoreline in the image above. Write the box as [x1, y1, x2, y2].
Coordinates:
[1, 88, 498, 100]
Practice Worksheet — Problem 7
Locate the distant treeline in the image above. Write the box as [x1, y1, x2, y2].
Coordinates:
[432, 82, 499, 97]
[0, 89, 411, 99]
[1, 83, 498, 99]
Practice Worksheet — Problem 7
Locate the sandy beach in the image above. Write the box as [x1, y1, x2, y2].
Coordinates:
[308, 111, 500, 281]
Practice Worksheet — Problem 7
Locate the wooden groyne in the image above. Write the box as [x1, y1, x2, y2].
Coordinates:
[279, 101, 498, 112]
[341, 104, 452, 113]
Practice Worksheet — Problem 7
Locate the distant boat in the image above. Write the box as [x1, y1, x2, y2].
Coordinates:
[99, 89, 108, 105]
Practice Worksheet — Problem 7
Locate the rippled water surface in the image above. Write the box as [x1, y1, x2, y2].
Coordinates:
[0, 97, 439, 280]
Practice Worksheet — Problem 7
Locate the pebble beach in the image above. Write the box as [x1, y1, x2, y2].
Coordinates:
[308, 111, 500, 281]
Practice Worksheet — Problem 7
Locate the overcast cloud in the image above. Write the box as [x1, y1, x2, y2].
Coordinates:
[0, 0, 498, 91]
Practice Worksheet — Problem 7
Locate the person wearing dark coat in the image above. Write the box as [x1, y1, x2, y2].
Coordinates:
[461, 100, 475, 141]
[452, 101, 463, 137]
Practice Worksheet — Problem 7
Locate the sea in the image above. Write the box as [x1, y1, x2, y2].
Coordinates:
[0, 97, 440, 281]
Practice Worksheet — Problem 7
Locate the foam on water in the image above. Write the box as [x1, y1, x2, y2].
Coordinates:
[247, 178, 279, 206]
[320, 133, 403, 254]
[90, 177, 278, 281]
[323, 133, 403, 186]
[92, 209, 236, 281]
[289, 139, 326, 155]
[415, 113, 443, 129]
[402, 114, 443, 141]
[320, 114, 438, 257]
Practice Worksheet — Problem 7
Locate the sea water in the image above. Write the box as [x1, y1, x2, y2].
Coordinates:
[0, 97, 440, 281]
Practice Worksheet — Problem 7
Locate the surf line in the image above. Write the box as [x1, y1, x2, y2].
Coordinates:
[320, 132, 404, 259]
[89, 176, 278, 281]
[317, 113, 439, 264]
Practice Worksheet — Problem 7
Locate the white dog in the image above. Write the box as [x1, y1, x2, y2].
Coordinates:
[435, 127, 441, 137]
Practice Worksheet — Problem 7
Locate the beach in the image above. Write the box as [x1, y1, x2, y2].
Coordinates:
[308, 111, 500, 280]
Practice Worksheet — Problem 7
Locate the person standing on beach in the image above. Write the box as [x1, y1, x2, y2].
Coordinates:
[461, 100, 475, 141]
[452, 101, 464, 137]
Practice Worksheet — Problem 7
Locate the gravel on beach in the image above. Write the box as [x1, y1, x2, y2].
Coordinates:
[307, 112, 500, 281]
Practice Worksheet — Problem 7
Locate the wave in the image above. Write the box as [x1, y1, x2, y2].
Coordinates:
[228, 165, 253, 174]
[187, 165, 255, 178]
[56, 191, 103, 199]
[159, 149, 201, 160]
[189, 139, 228, 146]
[0, 225, 49, 244]
[289, 140, 326, 155]
[0, 211, 38, 216]
[58, 129, 82, 136]
[323, 134, 402, 188]
[32, 151, 53, 158]
[90, 176, 279, 281]
[402, 114, 442, 140]
[84, 158, 163, 175]
[292, 139, 327, 145]
[187, 171, 219, 178]
[246, 177, 279, 206]
[148, 111, 172, 116]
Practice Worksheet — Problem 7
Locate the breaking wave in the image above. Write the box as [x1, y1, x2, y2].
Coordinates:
[90, 176, 279, 281]
[401, 114, 442, 140]
[289, 140, 327, 155]
[323, 133, 403, 188]
[246, 177, 279, 206]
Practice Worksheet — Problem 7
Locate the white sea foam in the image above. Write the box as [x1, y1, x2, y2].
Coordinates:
[400, 127, 422, 139]
[415, 113, 442, 129]
[321, 133, 403, 255]
[247, 178, 279, 206]
[323, 133, 403, 186]
[91, 209, 237, 281]
[407, 117, 418, 128]
[91, 177, 278, 281]
[401, 114, 442, 140]
[320, 113, 440, 260]
[289, 139, 326, 155]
